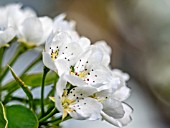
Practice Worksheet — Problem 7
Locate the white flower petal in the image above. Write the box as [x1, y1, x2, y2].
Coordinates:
[101, 111, 123, 127]
[7, 3, 36, 32]
[101, 103, 133, 127]
[74, 48, 103, 74]
[55, 59, 70, 76]
[0, 27, 15, 47]
[117, 103, 133, 126]
[55, 94, 64, 113]
[67, 86, 97, 100]
[85, 65, 111, 86]
[102, 98, 124, 119]
[93, 41, 112, 66]
[57, 42, 82, 65]
[47, 32, 71, 53]
[42, 52, 57, 71]
[69, 97, 103, 120]
[54, 13, 76, 31]
[64, 74, 86, 86]
[95, 89, 112, 99]
[87, 47, 103, 67]
[0, 9, 8, 28]
[112, 69, 130, 82]
[113, 86, 131, 101]
[78, 37, 91, 50]
[39, 16, 53, 43]
[94, 40, 112, 55]
[107, 76, 125, 92]
[19, 17, 43, 44]
[56, 74, 67, 97]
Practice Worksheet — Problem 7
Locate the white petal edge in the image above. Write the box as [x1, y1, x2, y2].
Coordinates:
[42, 52, 57, 71]
[64, 74, 87, 86]
[69, 98, 103, 120]
[113, 86, 131, 101]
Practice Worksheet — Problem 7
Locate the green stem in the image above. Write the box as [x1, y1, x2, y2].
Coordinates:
[39, 108, 58, 123]
[41, 116, 71, 126]
[0, 47, 6, 100]
[46, 73, 58, 98]
[39, 116, 62, 125]
[0, 47, 6, 71]
[1, 54, 42, 91]
[0, 44, 26, 83]
[40, 66, 50, 117]
[1, 54, 42, 104]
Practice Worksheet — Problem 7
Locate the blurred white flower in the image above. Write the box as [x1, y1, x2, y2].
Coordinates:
[54, 13, 76, 32]
[0, 6, 15, 47]
[18, 16, 53, 47]
[6, 3, 36, 34]
[53, 13, 79, 41]
[112, 69, 130, 82]
[93, 40, 112, 66]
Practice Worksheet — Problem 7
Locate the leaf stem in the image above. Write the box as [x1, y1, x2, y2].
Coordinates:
[0, 44, 26, 83]
[40, 115, 71, 127]
[0, 47, 6, 100]
[40, 66, 50, 117]
[39, 108, 58, 123]
[0, 47, 6, 71]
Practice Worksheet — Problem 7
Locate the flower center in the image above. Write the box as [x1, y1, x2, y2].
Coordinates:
[51, 50, 58, 61]
[70, 70, 88, 79]
[60, 90, 76, 119]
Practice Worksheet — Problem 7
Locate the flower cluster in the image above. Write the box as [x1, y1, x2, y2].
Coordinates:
[42, 12, 133, 128]
[0, 3, 132, 127]
[0, 3, 75, 48]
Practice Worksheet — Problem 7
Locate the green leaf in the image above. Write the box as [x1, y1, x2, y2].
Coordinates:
[6, 105, 38, 128]
[0, 102, 8, 128]
[22, 71, 58, 87]
[8, 66, 33, 107]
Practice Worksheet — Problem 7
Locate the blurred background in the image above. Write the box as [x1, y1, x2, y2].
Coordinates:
[1, 0, 170, 127]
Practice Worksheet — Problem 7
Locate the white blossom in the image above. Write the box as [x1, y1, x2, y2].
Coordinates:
[0, 6, 15, 47]
[6, 3, 36, 34]
[18, 16, 53, 47]
[43, 32, 84, 75]
[63, 46, 122, 92]
[53, 13, 79, 41]
[55, 72, 132, 127]
[55, 76, 103, 120]
[93, 40, 112, 66]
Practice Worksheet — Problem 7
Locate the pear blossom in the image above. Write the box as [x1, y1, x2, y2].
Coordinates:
[111, 69, 131, 101]
[6, 3, 36, 34]
[63, 46, 122, 92]
[55, 75, 103, 120]
[95, 88, 132, 127]
[0, 6, 15, 47]
[93, 40, 112, 66]
[55, 72, 132, 127]
[53, 13, 79, 41]
[43, 32, 85, 75]
[18, 16, 53, 47]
